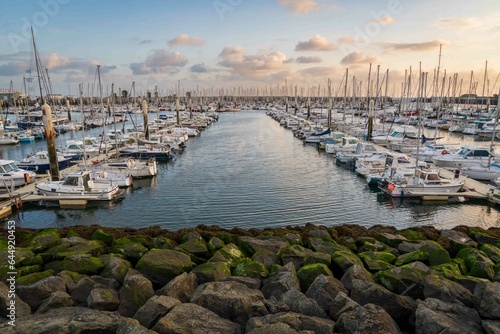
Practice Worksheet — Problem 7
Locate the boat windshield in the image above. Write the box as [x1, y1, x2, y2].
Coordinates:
[63, 176, 79, 186]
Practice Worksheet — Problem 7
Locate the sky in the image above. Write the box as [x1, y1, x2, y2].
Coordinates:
[0, 0, 499, 98]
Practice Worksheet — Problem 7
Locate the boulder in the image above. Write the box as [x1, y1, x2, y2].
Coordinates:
[60, 254, 105, 275]
[17, 276, 67, 310]
[35, 290, 73, 314]
[377, 261, 430, 299]
[395, 250, 428, 266]
[111, 238, 149, 262]
[0, 306, 151, 333]
[71, 276, 106, 306]
[331, 250, 363, 273]
[419, 240, 451, 266]
[207, 237, 225, 254]
[246, 312, 335, 334]
[473, 282, 500, 319]
[238, 235, 288, 256]
[350, 278, 417, 325]
[376, 232, 408, 248]
[90, 228, 114, 246]
[54, 239, 107, 259]
[468, 229, 500, 246]
[252, 249, 280, 269]
[279, 244, 312, 269]
[225, 276, 261, 290]
[307, 237, 348, 255]
[284, 233, 302, 245]
[0, 282, 31, 318]
[481, 244, 500, 263]
[296, 263, 333, 291]
[279, 290, 328, 318]
[156, 272, 198, 303]
[233, 258, 268, 278]
[87, 288, 120, 311]
[191, 280, 268, 326]
[135, 249, 195, 287]
[340, 264, 376, 291]
[305, 274, 348, 313]
[398, 241, 423, 254]
[335, 303, 401, 334]
[482, 320, 500, 334]
[423, 272, 473, 307]
[152, 303, 241, 334]
[415, 298, 483, 334]
[176, 238, 209, 258]
[208, 243, 245, 267]
[457, 247, 495, 280]
[30, 229, 60, 253]
[133, 295, 181, 328]
[328, 291, 360, 321]
[117, 271, 155, 317]
[99, 254, 132, 284]
[16, 269, 54, 286]
[304, 252, 331, 266]
[261, 262, 301, 299]
[192, 261, 231, 283]
[441, 229, 478, 252]
[358, 251, 396, 271]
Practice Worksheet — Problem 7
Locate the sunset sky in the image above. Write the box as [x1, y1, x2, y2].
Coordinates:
[0, 0, 498, 97]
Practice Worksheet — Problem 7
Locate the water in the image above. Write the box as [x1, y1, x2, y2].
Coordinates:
[2, 110, 500, 230]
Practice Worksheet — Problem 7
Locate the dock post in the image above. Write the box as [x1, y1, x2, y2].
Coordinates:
[142, 100, 149, 140]
[42, 103, 60, 181]
[66, 98, 71, 122]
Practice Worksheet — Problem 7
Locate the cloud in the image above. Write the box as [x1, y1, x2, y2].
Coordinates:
[218, 46, 287, 78]
[130, 49, 188, 75]
[372, 15, 394, 25]
[190, 63, 208, 73]
[295, 35, 337, 51]
[277, 0, 318, 14]
[299, 66, 340, 77]
[139, 39, 152, 45]
[338, 37, 356, 45]
[168, 34, 204, 46]
[296, 56, 322, 64]
[379, 40, 445, 53]
[340, 52, 380, 65]
[0, 60, 30, 76]
[434, 17, 481, 29]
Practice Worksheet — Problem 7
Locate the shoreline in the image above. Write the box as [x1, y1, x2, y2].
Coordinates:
[1, 223, 499, 333]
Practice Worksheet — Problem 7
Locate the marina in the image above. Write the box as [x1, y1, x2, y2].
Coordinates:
[0, 109, 499, 231]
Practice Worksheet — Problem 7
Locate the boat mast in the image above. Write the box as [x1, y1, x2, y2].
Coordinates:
[80, 84, 88, 168]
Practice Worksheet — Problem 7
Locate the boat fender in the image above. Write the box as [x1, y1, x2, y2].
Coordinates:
[24, 173, 30, 183]
[441, 150, 449, 155]
[388, 184, 395, 191]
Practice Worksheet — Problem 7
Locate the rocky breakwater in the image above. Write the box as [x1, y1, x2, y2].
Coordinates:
[1, 223, 500, 333]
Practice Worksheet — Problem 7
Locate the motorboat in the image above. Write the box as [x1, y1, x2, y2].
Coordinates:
[89, 157, 157, 178]
[382, 168, 465, 198]
[35, 170, 123, 201]
[431, 146, 493, 168]
[371, 126, 419, 146]
[0, 160, 37, 189]
[17, 151, 73, 174]
[336, 142, 378, 164]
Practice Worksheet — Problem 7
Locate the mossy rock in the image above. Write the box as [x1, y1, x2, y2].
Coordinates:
[59, 270, 87, 284]
[237, 235, 288, 256]
[0, 239, 7, 250]
[399, 229, 424, 241]
[207, 237, 225, 255]
[304, 252, 332, 266]
[480, 244, 500, 263]
[192, 261, 231, 283]
[377, 262, 430, 298]
[420, 240, 451, 266]
[456, 247, 495, 280]
[0, 265, 13, 282]
[180, 231, 203, 243]
[56, 240, 107, 259]
[308, 229, 332, 240]
[308, 237, 349, 255]
[18, 264, 43, 276]
[44, 260, 63, 273]
[263, 231, 274, 237]
[149, 235, 176, 250]
[213, 233, 236, 245]
[451, 258, 469, 275]
[358, 241, 387, 253]
[42, 242, 72, 262]
[468, 228, 500, 246]
[284, 233, 302, 245]
[331, 250, 363, 273]
[99, 254, 132, 284]
[110, 242, 148, 262]
[1, 248, 43, 267]
[279, 244, 312, 269]
[91, 228, 114, 246]
[297, 263, 333, 291]
[375, 233, 408, 248]
[252, 249, 280, 269]
[395, 250, 428, 266]
[337, 236, 358, 252]
[17, 269, 55, 286]
[29, 229, 61, 253]
[176, 238, 209, 258]
[60, 254, 105, 275]
[66, 230, 80, 238]
[233, 258, 268, 279]
[135, 249, 195, 286]
[431, 262, 463, 280]
[208, 243, 245, 267]
[358, 251, 396, 271]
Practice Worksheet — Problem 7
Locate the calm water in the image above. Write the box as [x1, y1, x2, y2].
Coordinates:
[2, 110, 500, 230]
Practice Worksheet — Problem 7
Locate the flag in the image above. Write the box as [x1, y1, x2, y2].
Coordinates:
[34, 102, 40, 108]
[25, 69, 31, 74]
